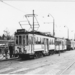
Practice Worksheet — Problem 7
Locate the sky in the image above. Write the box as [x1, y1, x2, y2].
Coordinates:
[0, 0, 75, 39]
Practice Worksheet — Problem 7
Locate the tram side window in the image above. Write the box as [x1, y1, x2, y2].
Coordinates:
[53, 39, 54, 44]
[50, 40, 52, 44]
[19, 36, 22, 44]
[51, 39, 53, 44]
[50, 39, 51, 44]
[52, 39, 54, 44]
[29, 36, 32, 44]
[16, 36, 18, 44]
[35, 37, 38, 44]
[64, 41, 66, 45]
[38, 37, 41, 44]
[49, 39, 50, 44]
[35, 37, 37, 44]
[41, 38, 44, 44]
[49, 39, 50, 45]
[52, 40, 53, 44]
[26, 35, 28, 45]
[35, 37, 41, 44]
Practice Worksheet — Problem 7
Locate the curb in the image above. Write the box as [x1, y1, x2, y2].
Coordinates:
[0, 57, 18, 62]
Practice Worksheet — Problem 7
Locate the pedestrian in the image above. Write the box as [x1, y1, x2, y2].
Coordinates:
[9, 44, 13, 58]
[4, 46, 8, 59]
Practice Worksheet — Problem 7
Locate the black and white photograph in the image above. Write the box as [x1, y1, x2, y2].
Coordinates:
[0, 0, 75, 75]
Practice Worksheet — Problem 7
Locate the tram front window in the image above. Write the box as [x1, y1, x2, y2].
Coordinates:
[16, 35, 28, 45]
[19, 36, 22, 44]
[23, 36, 25, 45]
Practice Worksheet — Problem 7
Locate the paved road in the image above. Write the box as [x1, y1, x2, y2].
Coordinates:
[0, 50, 75, 74]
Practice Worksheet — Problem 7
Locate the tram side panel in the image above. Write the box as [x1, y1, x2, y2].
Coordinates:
[70, 40, 75, 50]
[55, 38, 67, 53]
[14, 33, 68, 58]
[31, 34, 55, 55]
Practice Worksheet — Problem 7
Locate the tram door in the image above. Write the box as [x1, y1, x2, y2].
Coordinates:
[47, 39, 49, 51]
[45, 39, 49, 53]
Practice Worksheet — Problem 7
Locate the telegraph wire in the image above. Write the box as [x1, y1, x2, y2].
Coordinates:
[0, 0, 74, 1]
[0, 0, 25, 13]
[0, 0, 40, 30]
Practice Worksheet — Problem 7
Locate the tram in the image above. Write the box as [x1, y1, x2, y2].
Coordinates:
[14, 29, 74, 59]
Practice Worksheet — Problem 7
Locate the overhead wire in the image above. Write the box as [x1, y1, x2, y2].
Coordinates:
[0, 0, 40, 30]
[0, 0, 26, 29]
[0, 0, 25, 13]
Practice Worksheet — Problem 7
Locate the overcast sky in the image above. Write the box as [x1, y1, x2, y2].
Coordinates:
[0, 0, 75, 39]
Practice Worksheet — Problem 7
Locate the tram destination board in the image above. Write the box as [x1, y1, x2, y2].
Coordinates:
[17, 29, 26, 32]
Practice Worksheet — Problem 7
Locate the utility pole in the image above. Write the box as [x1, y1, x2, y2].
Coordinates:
[74, 33, 75, 41]
[48, 14, 55, 37]
[53, 19, 55, 37]
[48, 14, 56, 54]
[64, 26, 69, 39]
[33, 10, 34, 55]
[33, 10, 34, 32]
[68, 28, 69, 39]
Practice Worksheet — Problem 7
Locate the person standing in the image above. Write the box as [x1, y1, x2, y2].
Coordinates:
[4, 46, 8, 59]
[9, 44, 13, 58]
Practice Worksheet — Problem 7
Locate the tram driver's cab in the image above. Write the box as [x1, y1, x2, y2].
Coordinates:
[14, 29, 29, 55]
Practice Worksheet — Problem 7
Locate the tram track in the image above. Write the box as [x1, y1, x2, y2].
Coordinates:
[59, 60, 75, 75]
[10, 53, 75, 74]
[10, 51, 75, 74]
[0, 50, 75, 74]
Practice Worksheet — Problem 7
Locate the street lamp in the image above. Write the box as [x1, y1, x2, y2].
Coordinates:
[64, 26, 69, 39]
[74, 33, 75, 41]
[48, 14, 55, 37]
[47, 14, 56, 53]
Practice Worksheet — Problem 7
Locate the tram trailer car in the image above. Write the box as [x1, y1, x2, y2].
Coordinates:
[14, 29, 73, 59]
[66, 39, 75, 50]
[55, 37, 67, 53]
[70, 39, 75, 50]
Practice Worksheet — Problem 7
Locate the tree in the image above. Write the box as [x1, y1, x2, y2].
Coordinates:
[2, 34, 5, 40]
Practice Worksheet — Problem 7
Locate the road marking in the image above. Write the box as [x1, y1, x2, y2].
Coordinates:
[69, 70, 75, 75]
[0, 67, 13, 73]
[9, 68, 28, 74]
[26, 67, 44, 74]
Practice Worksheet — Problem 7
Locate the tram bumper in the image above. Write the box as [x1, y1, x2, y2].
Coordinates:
[18, 54, 30, 59]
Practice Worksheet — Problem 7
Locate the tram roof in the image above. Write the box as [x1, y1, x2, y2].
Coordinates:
[15, 29, 70, 40]
[15, 29, 54, 38]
